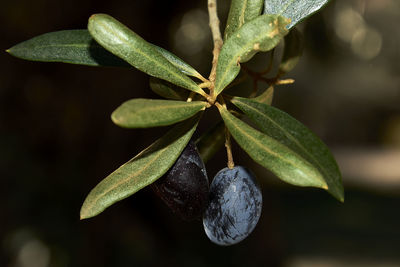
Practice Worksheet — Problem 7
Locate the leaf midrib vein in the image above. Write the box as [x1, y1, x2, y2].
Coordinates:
[238, 100, 334, 184]
[121, 102, 205, 125]
[238, 0, 248, 26]
[126, 101, 205, 114]
[152, 45, 198, 77]
[223, 109, 323, 185]
[12, 43, 102, 52]
[84, 143, 170, 215]
[97, 20, 201, 93]
[216, 18, 277, 93]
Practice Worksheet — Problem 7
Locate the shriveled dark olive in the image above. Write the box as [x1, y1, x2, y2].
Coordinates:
[152, 141, 209, 221]
[203, 166, 262, 246]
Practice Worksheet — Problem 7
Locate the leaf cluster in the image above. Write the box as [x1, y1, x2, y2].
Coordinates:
[7, 0, 342, 220]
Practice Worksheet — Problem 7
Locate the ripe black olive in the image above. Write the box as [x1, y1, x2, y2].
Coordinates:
[203, 166, 262, 245]
[152, 141, 209, 221]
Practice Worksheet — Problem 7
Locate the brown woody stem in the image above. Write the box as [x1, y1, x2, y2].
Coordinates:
[207, 0, 223, 101]
[225, 126, 235, 169]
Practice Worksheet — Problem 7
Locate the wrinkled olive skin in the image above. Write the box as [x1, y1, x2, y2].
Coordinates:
[203, 166, 262, 246]
[152, 141, 209, 221]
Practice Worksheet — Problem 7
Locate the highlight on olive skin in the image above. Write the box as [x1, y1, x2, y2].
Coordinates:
[203, 166, 262, 246]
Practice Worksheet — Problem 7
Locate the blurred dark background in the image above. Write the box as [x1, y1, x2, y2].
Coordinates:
[1, 0, 400, 266]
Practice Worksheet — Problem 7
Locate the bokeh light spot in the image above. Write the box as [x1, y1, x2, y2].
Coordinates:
[17, 239, 50, 267]
[174, 9, 209, 56]
[351, 27, 382, 60]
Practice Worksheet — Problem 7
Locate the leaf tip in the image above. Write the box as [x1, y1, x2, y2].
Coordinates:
[337, 191, 345, 203]
[79, 209, 88, 220]
[110, 111, 122, 126]
[80, 206, 95, 220]
[6, 46, 20, 57]
[79, 213, 92, 221]
[89, 14, 98, 21]
[88, 14, 105, 26]
[328, 185, 345, 203]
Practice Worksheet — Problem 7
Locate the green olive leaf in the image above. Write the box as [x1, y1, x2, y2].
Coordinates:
[80, 114, 201, 219]
[218, 105, 328, 190]
[111, 98, 207, 128]
[6, 29, 129, 67]
[214, 14, 289, 97]
[88, 14, 206, 97]
[278, 28, 303, 76]
[264, 0, 332, 29]
[231, 97, 344, 201]
[224, 0, 264, 40]
[253, 85, 274, 105]
[149, 77, 189, 101]
[151, 45, 206, 81]
[195, 121, 225, 163]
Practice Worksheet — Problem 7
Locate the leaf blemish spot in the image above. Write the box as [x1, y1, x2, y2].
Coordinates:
[268, 28, 279, 39]
[253, 43, 260, 50]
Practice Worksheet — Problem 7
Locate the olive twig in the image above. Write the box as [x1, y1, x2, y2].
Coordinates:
[207, 0, 223, 101]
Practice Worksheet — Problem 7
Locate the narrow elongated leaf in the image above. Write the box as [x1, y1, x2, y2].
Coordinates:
[253, 86, 274, 105]
[214, 15, 289, 97]
[151, 45, 206, 81]
[218, 105, 327, 189]
[231, 97, 344, 201]
[224, 0, 264, 40]
[196, 121, 225, 163]
[149, 77, 188, 100]
[111, 98, 207, 128]
[80, 114, 200, 219]
[88, 14, 206, 96]
[6, 30, 129, 67]
[278, 28, 303, 76]
[264, 0, 331, 29]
